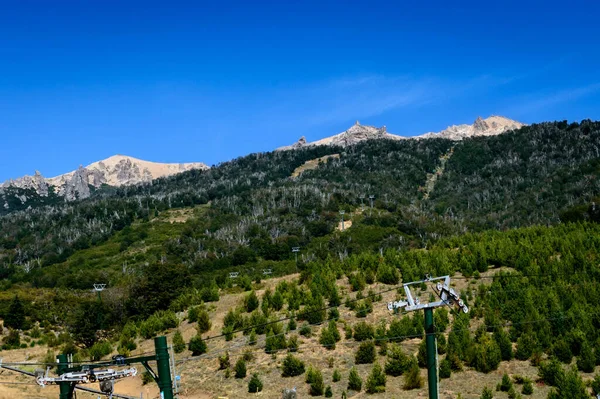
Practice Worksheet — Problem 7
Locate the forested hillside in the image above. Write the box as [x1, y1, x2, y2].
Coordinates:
[1, 120, 600, 398]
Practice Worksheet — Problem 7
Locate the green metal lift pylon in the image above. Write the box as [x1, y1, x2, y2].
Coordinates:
[424, 308, 438, 399]
[53, 335, 175, 399]
[387, 275, 469, 399]
[155, 336, 175, 399]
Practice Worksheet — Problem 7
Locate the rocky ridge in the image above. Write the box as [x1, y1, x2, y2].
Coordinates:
[1, 155, 209, 201]
[279, 115, 524, 150]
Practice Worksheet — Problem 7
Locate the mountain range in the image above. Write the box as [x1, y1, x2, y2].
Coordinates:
[0, 155, 208, 203]
[279, 115, 524, 149]
[0, 115, 522, 205]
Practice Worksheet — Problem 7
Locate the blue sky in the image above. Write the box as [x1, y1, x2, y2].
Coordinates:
[1, 0, 599, 181]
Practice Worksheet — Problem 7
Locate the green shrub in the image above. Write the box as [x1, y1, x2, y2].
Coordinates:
[365, 363, 386, 394]
[417, 339, 427, 368]
[142, 371, 154, 385]
[219, 351, 230, 370]
[282, 354, 305, 377]
[172, 330, 186, 354]
[552, 339, 573, 364]
[196, 309, 211, 333]
[348, 367, 362, 392]
[439, 357, 451, 379]
[188, 335, 207, 356]
[480, 387, 493, 399]
[247, 329, 257, 345]
[89, 341, 112, 361]
[299, 323, 312, 337]
[201, 286, 219, 302]
[245, 291, 259, 313]
[591, 374, 600, 396]
[332, 369, 341, 382]
[287, 334, 299, 352]
[515, 333, 535, 361]
[548, 366, 587, 399]
[576, 341, 595, 372]
[377, 263, 399, 284]
[500, 373, 513, 391]
[140, 310, 179, 339]
[3, 329, 20, 349]
[325, 386, 333, 397]
[403, 357, 423, 390]
[355, 341, 376, 364]
[522, 379, 534, 395]
[319, 325, 337, 350]
[309, 368, 324, 396]
[248, 373, 263, 393]
[306, 366, 318, 384]
[471, 335, 502, 373]
[539, 359, 563, 387]
[353, 321, 375, 341]
[288, 318, 297, 331]
[265, 326, 287, 353]
[187, 306, 200, 323]
[384, 345, 411, 376]
[328, 307, 339, 320]
[234, 358, 247, 379]
[494, 328, 513, 361]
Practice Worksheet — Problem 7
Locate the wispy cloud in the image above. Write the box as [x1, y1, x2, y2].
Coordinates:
[260, 74, 470, 129]
[505, 83, 600, 115]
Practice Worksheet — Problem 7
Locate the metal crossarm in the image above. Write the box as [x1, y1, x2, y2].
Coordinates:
[386, 275, 469, 399]
[36, 367, 137, 386]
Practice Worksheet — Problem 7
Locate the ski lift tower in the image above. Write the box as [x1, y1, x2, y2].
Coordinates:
[291, 247, 300, 272]
[93, 283, 106, 302]
[387, 275, 469, 399]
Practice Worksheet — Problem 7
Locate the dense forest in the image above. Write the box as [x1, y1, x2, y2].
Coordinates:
[0, 120, 600, 398]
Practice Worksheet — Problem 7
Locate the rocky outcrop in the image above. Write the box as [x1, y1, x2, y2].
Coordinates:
[278, 116, 524, 150]
[2, 155, 209, 201]
[278, 121, 403, 150]
[417, 116, 524, 140]
[0, 171, 49, 197]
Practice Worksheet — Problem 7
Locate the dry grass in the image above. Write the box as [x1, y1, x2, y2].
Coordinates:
[4, 269, 595, 398]
[291, 154, 340, 178]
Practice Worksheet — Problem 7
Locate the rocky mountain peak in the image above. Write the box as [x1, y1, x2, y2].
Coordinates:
[2, 155, 209, 203]
[277, 115, 524, 150]
[473, 116, 490, 132]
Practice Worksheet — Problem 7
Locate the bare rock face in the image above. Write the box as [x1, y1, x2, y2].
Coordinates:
[291, 136, 308, 149]
[277, 115, 524, 150]
[2, 155, 209, 201]
[330, 121, 389, 147]
[0, 171, 50, 196]
[416, 116, 525, 140]
[63, 166, 91, 201]
[277, 121, 403, 150]
[473, 116, 490, 132]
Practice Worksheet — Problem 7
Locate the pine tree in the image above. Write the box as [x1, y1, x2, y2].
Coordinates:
[500, 373, 513, 391]
[172, 330, 186, 354]
[5, 295, 25, 330]
[365, 363, 386, 393]
[494, 328, 513, 361]
[576, 341, 595, 373]
[248, 373, 263, 393]
[355, 341, 376, 364]
[348, 367, 362, 392]
[522, 379, 534, 395]
[245, 291, 259, 313]
[480, 387, 493, 399]
[309, 368, 324, 396]
[234, 358, 247, 379]
[188, 334, 207, 356]
[403, 358, 423, 390]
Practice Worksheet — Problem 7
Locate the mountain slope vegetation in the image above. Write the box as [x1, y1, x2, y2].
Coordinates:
[0, 119, 600, 397]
